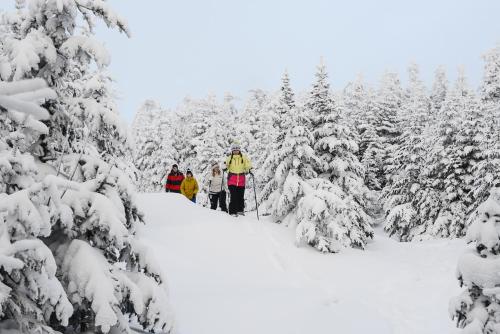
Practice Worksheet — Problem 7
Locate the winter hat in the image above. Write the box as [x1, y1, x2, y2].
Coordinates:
[186, 170, 193, 176]
[231, 142, 241, 151]
[172, 164, 178, 168]
[211, 161, 219, 169]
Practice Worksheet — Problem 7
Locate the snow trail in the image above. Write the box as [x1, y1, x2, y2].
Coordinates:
[137, 193, 463, 334]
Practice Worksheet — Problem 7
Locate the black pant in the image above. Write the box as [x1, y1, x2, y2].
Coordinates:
[209, 191, 228, 212]
[228, 185, 245, 215]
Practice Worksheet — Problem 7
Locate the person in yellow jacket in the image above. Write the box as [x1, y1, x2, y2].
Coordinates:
[224, 143, 252, 216]
[180, 170, 199, 203]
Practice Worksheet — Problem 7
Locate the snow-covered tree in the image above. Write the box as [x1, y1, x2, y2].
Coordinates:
[430, 66, 448, 115]
[357, 88, 384, 191]
[260, 71, 303, 212]
[0, 1, 174, 333]
[310, 61, 371, 211]
[469, 45, 500, 211]
[426, 69, 483, 238]
[341, 75, 366, 147]
[450, 187, 500, 332]
[383, 67, 481, 241]
[132, 101, 178, 192]
[295, 61, 373, 252]
[372, 71, 404, 188]
[382, 63, 433, 241]
[261, 118, 317, 225]
[238, 88, 271, 163]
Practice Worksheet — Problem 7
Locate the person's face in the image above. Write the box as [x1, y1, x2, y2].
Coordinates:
[232, 150, 240, 155]
[214, 166, 220, 173]
[187, 173, 192, 178]
[173, 166, 178, 172]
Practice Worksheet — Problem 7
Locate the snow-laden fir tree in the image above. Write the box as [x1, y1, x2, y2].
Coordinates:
[341, 74, 366, 156]
[238, 89, 272, 166]
[425, 69, 483, 238]
[0, 1, 173, 333]
[132, 101, 178, 192]
[255, 72, 298, 194]
[0, 79, 74, 334]
[295, 60, 373, 252]
[469, 45, 500, 211]
[260, 70, 303, 214]
[261, 114, 318, 226]
[382, 63, 435, 241]
[357, 88, 384, 191]
[450, 187, 500, 332]
[430, 65, 448, 115]
[176, 94, 226, 174]
[383, 67, 482, 241]
[309, 61, 372, 215]
[372, 71, 404, 188]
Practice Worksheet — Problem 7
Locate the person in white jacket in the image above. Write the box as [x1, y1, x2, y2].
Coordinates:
[206, 162, 228, 212]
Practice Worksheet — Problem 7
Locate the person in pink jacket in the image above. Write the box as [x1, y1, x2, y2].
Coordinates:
[224, 143, 252, 216]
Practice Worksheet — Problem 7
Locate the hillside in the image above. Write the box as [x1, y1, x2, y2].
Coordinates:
[137, 193, 464, 334]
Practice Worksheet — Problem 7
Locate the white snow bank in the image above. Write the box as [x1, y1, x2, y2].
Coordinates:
[137, 193, 464, 334]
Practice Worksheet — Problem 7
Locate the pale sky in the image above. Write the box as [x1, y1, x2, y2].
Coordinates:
[2, 1, 500, 122]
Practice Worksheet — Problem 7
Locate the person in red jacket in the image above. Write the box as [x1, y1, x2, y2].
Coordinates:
[162, 164, 184, 193]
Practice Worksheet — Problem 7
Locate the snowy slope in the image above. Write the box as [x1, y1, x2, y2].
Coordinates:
[137, 193, 464, 334]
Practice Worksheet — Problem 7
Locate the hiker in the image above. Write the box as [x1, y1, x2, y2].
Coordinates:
[162, 164, 184, 193]
[180, 170, 199, 203]
[224, 143, 252, 216]
[206, 162, 228, 212]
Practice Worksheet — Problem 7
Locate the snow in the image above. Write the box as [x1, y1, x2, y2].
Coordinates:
[137, 193, 464, 334]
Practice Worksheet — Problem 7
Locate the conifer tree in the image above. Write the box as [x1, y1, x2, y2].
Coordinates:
[426, 69, 483, 237]
[341, 75, 366, 156]
[372, 71, 404, 188]
[295, 61, 373, 252]
[0, 2, 174, 332]
[450, 187, 500, 332]
[470, 45, 500, 210]
[383, 64, 433, 241]
[310, 61, 370, 211]
[358, 88, 384, 191]
[260, 70, 302, 211]
[430, 66, 448, 115]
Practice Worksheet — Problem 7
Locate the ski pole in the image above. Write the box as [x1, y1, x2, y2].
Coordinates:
[250, 172, 259, 221]
[222, 169, 228, 211]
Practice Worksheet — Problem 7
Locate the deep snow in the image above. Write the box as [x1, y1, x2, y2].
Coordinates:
[137, 193, 464, 334]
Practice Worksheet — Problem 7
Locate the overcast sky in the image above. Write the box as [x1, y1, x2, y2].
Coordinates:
[2, 0, 500, 122]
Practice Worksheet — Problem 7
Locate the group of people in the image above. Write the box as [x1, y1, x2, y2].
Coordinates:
[161, 144, 252, 216]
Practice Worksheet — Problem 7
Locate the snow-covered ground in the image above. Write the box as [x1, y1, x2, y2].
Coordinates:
[137, 193, 464, 334]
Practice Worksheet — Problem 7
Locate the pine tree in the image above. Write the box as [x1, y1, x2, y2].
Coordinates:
[469, 45, 500, 211]
[0, 2, 173, 333]
[262, 117, 318, 225]
[132, 101, 178, 192]
[430, 66, 448, 115]
[238, 88, 271, 163]
[310, 61, 370, 213]
[372, 71, 404, 188]
[341, 74, 367, 157]
[296, 61, 373, 252]
[260, 71, 302, 211]
[382, 63, 433, 241]
[0, 79, 74, 334]
[358, 88, 384, 191]
[426, 69, 483, 238]
[450, 187, 500, 332]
